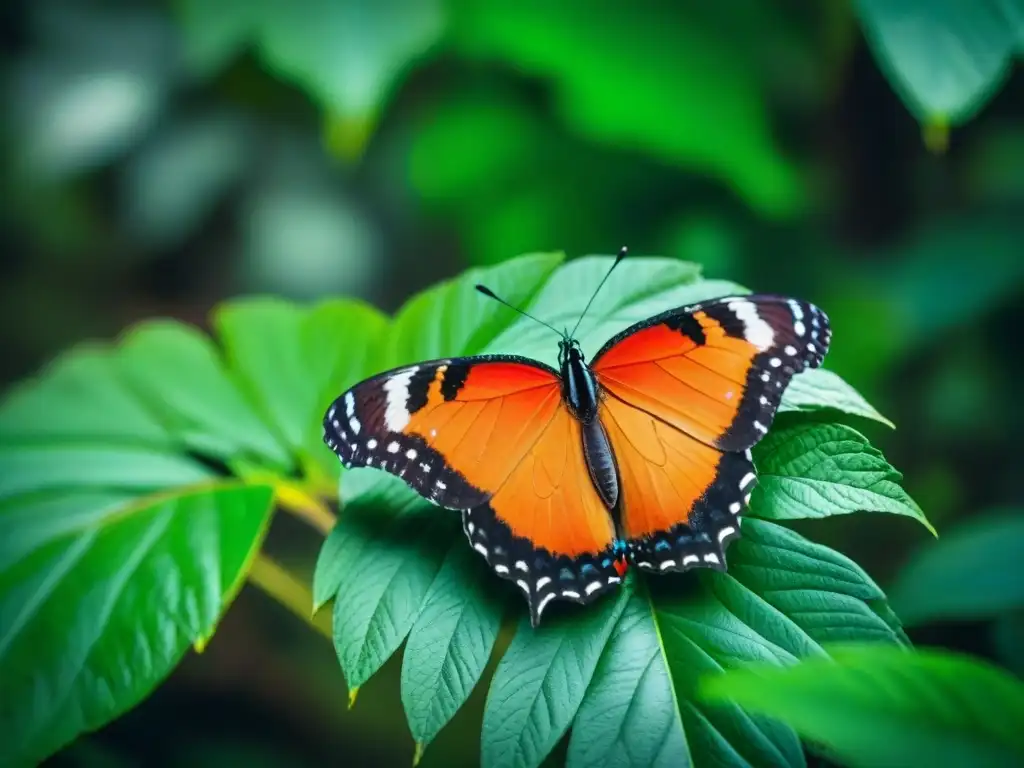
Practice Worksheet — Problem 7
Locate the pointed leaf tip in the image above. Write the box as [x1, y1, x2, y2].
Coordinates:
[348, 687, 359, 709]
[412, 742, 424, 767]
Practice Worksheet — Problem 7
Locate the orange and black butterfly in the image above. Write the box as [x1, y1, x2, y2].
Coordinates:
[323, 249, 831, 626]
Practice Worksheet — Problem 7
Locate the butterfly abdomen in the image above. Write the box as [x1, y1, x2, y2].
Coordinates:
[582, 419, 619, 510]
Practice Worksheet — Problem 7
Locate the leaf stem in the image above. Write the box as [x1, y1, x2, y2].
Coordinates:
[248, 554, 332, 640]
[273, 480, 337, 535]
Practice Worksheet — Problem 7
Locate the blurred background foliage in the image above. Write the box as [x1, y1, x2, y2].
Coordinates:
[1, 0, 1022, 765]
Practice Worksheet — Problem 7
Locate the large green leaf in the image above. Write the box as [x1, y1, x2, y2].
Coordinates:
[750, 422, 934, 534]
[449, 0, 805, 217]
[700, 644, 1024, 768]
[0, 294, 387, 763]
[401, 542, 504, 755]
[314, 253, 919, 766]
[889, 511, 1024, 625]
[855, 0, 1023, 125]
[176, 0, 445, 156]
[0, 483, 274, 766]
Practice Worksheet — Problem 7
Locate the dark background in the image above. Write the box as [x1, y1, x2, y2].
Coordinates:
[3, 1, 1022, 765]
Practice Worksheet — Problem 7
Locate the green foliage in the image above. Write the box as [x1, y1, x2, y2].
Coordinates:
[751, 422, 933, 532]
[700, 643, 1024, 768]
[0, 253, 930, 765]
[0, 293, 390, 763]
[176, 0, 444, 153]
[309, 254, 929, 766]
[889, 511, 1024, 625]
[855, 0, 1024, 127]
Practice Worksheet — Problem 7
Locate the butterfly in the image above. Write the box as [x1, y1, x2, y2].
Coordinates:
[323, 249, 831, 626]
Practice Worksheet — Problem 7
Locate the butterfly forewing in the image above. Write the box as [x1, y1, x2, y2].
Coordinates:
[593, 295, 830, 452]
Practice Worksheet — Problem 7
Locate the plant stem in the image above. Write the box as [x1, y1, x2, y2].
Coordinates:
[248, 553, 332, 640]
[274, 480, 337, 535]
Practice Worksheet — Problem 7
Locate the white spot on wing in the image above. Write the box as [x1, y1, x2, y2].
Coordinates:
[562, 590, 581, 599]
[383, 367, 417, 431]
[770, 357, 782, 368]
[718, 526, 736, 542]
[729, 501, 741, 514]
[515, 560, 528, 572]
[349, 417, 360, 435]
[585, 581, 603, 595]
[387, 441, 400, 454]
[728, 299, 775, 351]
[494, 564, 509, 574]
[659, 560, 676, 570]
[536, 576, 552, 590]
[740, 472, 756, 489]
[704, 553, 720, 565]
[537, 593, 555, 615]
[367, 438, 377, 449]
[682, 554, 699, 565]
[794, 320, 806, 337]
[345, 391, 355, 417]
[406, 448, 417, 459]
[474, 543, 488, 557]
[785, 345, 797, 356]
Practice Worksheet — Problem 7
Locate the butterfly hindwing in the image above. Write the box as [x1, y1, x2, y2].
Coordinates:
[593, 295, 831, 452]
[600, 394, 753, 573]
[323, 355, 621, 625]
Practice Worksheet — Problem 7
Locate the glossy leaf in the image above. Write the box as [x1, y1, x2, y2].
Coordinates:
[889, 512, 1024, 625]
[0, 483, 274, 766]
[0, 286, 393, 763]
[779, 368, 894, 428]
[482, 591, 628, 768]
[751, 422, 933, 534]
[401, 543, 503, 752]
[856, 0, 1022, 124]
[326, 471, 453, 692]
[700, 644, 1024, 768]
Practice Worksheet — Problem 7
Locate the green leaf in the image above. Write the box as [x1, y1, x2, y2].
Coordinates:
[176, 0, 445, 155]
[855, 0, 1021, 125]
[327, 471, 452, 692]
[215, 297, 388, 479]
[482, 591, 629, 768]
[450, 0, 805, 217]
[0, 348, 175, 447]
[566, 590, 690, 768]
[118, 320, 291, 469]
[0, 483, 274, 766]
[401, 543, 503, 753]
[0, 287, 394, 762]
[700, 644, 1024, 768]
[889, 512, 1024, 625]
[779, 368, 894, 428]
[751, 422, 934, 534]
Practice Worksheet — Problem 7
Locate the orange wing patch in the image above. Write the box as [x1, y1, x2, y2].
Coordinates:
[463, 403, 622, 625]
[486, 405, 615, 558]
[594, 310, 753, 448]
[600, 393, 754, 573]
[593, 296, 830, 452]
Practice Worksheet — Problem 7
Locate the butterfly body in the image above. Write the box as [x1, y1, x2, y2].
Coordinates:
[324, 290, 830, 626]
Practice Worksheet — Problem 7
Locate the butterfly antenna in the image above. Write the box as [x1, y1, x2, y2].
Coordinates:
[568, 246, 628, 339]
[475, 284, 565, 338]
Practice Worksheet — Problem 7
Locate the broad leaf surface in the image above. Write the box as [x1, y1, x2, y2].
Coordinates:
[0, 483, 274, 766]
[750, 422, 933, 533]
[701, 644, 1024, 768]
[177, 0, 445, 155]
[0, 295, 385, 763]
[450, 0, 805, 217]
[889, 511, 1024, 625]
[856, 0, 1023, 124]
[313, 253, 921, 767]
